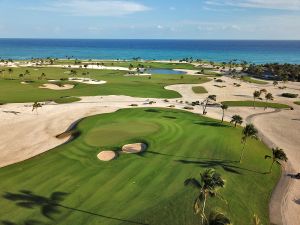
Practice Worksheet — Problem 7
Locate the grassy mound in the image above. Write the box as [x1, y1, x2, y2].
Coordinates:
[222, 101, 290, 109]
[0, 108, 279, 225]
[192, 86, 208, 94]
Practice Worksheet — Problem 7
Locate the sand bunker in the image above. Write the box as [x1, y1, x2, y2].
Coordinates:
[122, 143, 147, 154]
[39, 83, 74, 90]
[69, 77, 107, 85]
[97, 151, 117, 161]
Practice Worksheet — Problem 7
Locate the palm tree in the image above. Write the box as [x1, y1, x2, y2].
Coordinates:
[202, 95, 217, 115]
[230, 115, 243, 127]
[220, 104, 228, 123]
[8, 68, 13, 79]
[25, 70, 31, 80]
[253, 90, 261, 109]
[240, 124, 258, 163]
[264, 93, 274, 110]
[184, 169, 225, 224]
[206, 211, 231, 225]
[265, 147, 288, 173]
[32, 102, 42, 115]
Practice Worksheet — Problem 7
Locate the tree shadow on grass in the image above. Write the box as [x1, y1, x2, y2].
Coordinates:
[3, 190, 148, 225]
[175, 159, 264, 175]
[1, 220, 45, 225]
[144, 109, 160, 113]
[194, 121, 230, 128]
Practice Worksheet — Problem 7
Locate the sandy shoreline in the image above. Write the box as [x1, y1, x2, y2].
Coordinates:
[0, 77, 299, 225]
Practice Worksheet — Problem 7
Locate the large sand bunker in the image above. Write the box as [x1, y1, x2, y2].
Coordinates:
[97, 151, 117, 161]
[122, 143, 147, 154]
[39, 83, 74, 90]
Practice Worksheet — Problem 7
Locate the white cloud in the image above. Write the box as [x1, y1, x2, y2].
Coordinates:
[27, 0, 150, 16]
[205, 0, 300, 11]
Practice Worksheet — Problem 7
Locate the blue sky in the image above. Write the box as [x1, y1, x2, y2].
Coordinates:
[0, 0, 300, 39]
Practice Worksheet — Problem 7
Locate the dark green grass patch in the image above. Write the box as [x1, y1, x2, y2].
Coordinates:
[222, 101, 290, 109]
[192, 86, 208, 94]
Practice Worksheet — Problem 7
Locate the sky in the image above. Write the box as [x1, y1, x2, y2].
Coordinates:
[0, 0, 300, 39]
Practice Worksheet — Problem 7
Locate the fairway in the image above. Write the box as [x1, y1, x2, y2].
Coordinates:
[222, 100, 290, 109]
[0, 67, 210, 103]
[0, 108, 279, 225]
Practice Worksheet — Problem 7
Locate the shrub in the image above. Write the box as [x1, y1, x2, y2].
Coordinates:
[281, 93, 298, 98]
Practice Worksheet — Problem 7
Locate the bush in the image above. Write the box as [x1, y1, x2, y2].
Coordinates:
[184, 106, 194, 110]
[281, 93, 298, 98]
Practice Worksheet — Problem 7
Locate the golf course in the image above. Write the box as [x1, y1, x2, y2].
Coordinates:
[0, 108, 279, 225]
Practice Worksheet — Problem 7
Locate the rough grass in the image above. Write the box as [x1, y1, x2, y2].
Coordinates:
[294, 101, 300, 105]
[0, 67, 210, 103]
[241, 76, 268, 85]
[0, 108, 280, 225]
[222, 101, 290, 109]
[192, 86, 208, 94]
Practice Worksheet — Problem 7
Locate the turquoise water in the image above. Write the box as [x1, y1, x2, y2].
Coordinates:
[0, 39, 300, 64]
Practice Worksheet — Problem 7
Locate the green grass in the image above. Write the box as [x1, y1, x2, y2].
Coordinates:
[0, 108, 279, 225]
[241, 76, 268, 85]
[54, 96, 81, 104]
[192, 86, 208, 94]
[55, 60, 198, 70]
[222, 101, 290, 109]
[0, 67, 210, 103]
[294, 101, 300, 105]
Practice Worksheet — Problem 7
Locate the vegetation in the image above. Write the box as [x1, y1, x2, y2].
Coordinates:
[192, 86, 208, 94]
[240, 124, 258, 163]
[241, 76, 268, 85]
[54, 96, 81, 104]
[202, 95, 217, 115]
[265, 148, 288, 173]
[281, 93, 299, 98]
[0, 67, 210, 103]
[294, 101, 300, 105]
[0, 108, 280, 225]
[220, 104, 228, 123]
[184, 169, 225, 223]
[221, 101, 290, 109]
[246, 63, 300, 81]
[230, 115, 243, 127]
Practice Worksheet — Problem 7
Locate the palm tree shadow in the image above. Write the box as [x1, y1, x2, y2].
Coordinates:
[1, 219, 44, 225]
[3, 190, 148, 225]
[175, 159, 264, 175]
[194, 121, 230, 128]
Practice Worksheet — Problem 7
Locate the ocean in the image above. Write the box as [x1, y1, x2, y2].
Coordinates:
[0, 39, 300, 64]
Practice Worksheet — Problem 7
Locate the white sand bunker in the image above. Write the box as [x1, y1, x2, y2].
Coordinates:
[69, 77, 107, 85]
[97, 151, 117, 161]
[39, 83, 74, 90]
[122, 143, 147, 154]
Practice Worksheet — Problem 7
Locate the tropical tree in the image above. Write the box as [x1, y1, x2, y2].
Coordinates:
[264, 93, 274, 110]
[230, 115, 243, 127]
[253, 90, 261, 109]
[206, 211, 231, 225]
[202, 95, 217, 115]
[184, 169, 225, 224]
[220, 104, 228, 123]
[265, 147, 288, 173]
[8, 68, 13, 79]
[32, 102, 42, 115]
[240, 124, 258, 163]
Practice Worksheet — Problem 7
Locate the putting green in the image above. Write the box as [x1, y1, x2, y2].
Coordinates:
[0, 108, 279, 225]
[85, 121, 160, 146]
